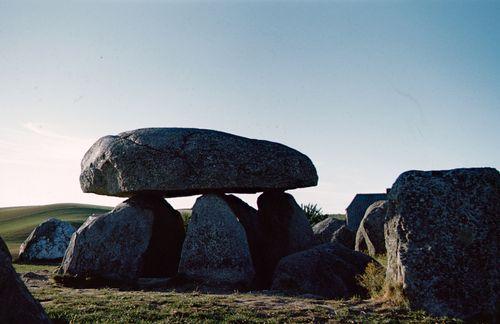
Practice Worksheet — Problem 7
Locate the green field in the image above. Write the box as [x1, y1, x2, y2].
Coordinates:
[0, 203, 112, 256]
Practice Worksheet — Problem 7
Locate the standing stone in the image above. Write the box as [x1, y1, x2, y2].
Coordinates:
[257, 191, 315, 287]
[0, 236, 51, 323]
[312, 216, 345, 244]
[19, 218, 75, 262]
[220, 195, 265, 287]
[80, 128, 318, 197]
[271, 242, 376, 298]
[355, 200, 387, 256]
[178, 194, 255, 288]
[346, 193, 387, 232]
[385, 168, 499, 320]
[61, 195, 185, 280]
[331, 225, 355, 249]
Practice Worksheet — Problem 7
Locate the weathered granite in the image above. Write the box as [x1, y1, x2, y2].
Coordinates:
[257, 191, 315, 287]
[346, 193, 387, 231]
[331, 225, 355, 249]
[385, 167, 499, 320]
[0, 236, 51, 323]
[61, 195, 185, 280]
[178, 194, 255, 288]
[355, 200, 387, 256]
[271, 242, 376, 298]
[19, 218, 75, 262]
[312, 216, 345, 244]
[80, 128, 318, 197]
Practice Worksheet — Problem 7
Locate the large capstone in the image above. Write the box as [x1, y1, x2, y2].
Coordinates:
[312, 216, 345, 244]
[257, 191, 315, 287]
[18, 218, 75, 262]
[0, 236, 51, 323]
[80, 128, 318, 197]
[61, 195, 185, 281]
[271, 242, 376, 299]
[385, 167, 499, 320]
[355, 200, 387, 256]
[178, 194, 255, 288]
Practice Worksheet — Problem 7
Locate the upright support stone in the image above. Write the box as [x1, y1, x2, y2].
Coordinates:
[178, 194, 255, 288]
[61, 195, 185, 281]
[257, 191, 315, 287]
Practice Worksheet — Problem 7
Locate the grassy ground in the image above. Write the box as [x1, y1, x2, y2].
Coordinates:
[0, 203, 111, 256]
[19, 268, 459, 324]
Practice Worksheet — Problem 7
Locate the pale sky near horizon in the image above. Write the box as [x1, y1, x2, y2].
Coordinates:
[0, 0, 499, 213]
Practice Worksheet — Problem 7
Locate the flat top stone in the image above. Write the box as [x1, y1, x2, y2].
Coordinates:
[80, 128, 318, 197]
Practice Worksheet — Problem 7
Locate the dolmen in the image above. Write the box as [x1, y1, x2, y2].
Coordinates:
[19, 218, 75, 262]
[61, 128, 319, 289]
[0, 236, 51, 323]
[384, 167, 499, 320]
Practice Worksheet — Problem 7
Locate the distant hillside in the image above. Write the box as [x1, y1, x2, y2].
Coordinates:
[0, 203, 112, 256]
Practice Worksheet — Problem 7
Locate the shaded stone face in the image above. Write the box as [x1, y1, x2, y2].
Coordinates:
[271, 242, 376, 299]
[80, 128, 318, 197]
[385, 167, 499, 320]
[330, 225, 355, 250]
[312, 216, 345, 245]
[256, 191, 315, 287]
[178, 194, 255, 288]
[61, 195, 185, 281]
[355, 200, 387, 256]
[0, 236, 51, 323]
[19, 218, 75, 262]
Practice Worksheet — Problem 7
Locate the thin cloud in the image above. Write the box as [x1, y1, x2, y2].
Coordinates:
[21, 122, 89, 143]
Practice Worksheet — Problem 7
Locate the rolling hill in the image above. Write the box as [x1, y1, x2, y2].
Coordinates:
[0, 203, 112, 256]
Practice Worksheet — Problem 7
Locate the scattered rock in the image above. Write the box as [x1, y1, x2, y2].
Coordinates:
[257, 191, 315, 287]
[331, 225, 355, 249]
[178, 194, 255, 288]
[312, 216, 345, 244]
[271, 242, 376, 299]
[385, 167, 500, 320]
[80, 128, 318, 197]
[18, 218, 75, 262]
[355, 200, 387, 256]
[0, 236, 51, 323]
[61, 195, 185, 281]
[346, 193, 387, 231]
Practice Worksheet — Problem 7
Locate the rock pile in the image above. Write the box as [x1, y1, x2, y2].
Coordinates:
[19, 218, 75, 262]
[62, 128, 320, 288]
[384, 167, 499, 320]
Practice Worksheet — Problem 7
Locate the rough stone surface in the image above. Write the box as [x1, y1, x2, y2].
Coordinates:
[80, 128, 318, 197]
[271, 242, 375, 299]
[257, 191, 315, 287]
[355, 200, 387, 256]
[220, 195, 265, 287]
[331, 225, 355, 249]
[61, 195, 185, 280]
[0, 236, 51, 323]
[18, 218, 75, 262]
[312, 216, 345, 244]
[178, 194, 255, 288]
[346, 193, 387, 231]
[385, 167, 500, 320]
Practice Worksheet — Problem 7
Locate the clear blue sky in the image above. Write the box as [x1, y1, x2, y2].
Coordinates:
[1, 0, 499, 212]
